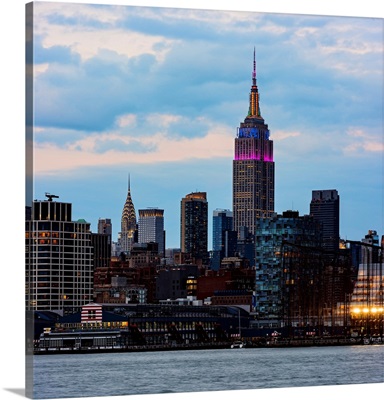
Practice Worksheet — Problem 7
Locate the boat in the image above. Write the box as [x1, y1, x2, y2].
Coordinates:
[231, 340, 245, 349]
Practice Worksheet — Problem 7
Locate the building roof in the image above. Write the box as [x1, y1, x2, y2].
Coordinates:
[59, 310, 128, 324]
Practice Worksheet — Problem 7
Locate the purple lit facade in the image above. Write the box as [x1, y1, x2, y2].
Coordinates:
[232, 50, 275, 236]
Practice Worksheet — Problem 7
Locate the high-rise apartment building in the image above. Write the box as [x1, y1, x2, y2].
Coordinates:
[233, 50, 275, 237]
[25, 195, 94, 314]
[180, 192, 208, 264]
[138, 208, 165, 256]
[310, 189, 340, 253]
[120, 176, 137, 254]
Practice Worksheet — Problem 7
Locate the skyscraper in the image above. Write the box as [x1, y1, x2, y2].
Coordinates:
[138, 208, 165, 256]
[361, 229, 381, 264]
[212, 209, 233, 252]
[98, 218, 112, 236]
[254, 210, 322, 327]
[233, 49, 275, 237]
[310, 189, 340, 253]
[180, 192, 208, 264]
[25, 195, 94, 313]
[211, 209, 236, 270]
[120, 176, 137, 254]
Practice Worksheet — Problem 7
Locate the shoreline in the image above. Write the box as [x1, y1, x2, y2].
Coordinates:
[33, 335, 383, 355]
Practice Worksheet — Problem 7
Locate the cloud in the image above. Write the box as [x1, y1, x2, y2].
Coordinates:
[33, 3, 179, 65]
[36, 22, 177, 63]
[145, 113, 182, 127]
[33, 115, 233, 175]
[343, 128, 384, 154]
[116, 114, 137, 128]
[272, 130, 301, 141]
[34, 63, 49, 77]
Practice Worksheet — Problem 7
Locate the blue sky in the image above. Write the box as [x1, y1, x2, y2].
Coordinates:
[27, 1, 384, 249]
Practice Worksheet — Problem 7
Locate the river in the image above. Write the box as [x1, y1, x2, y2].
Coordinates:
[32, 345, 384, 399]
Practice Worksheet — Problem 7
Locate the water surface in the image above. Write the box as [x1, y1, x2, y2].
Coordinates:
[33, 345, 384, 399]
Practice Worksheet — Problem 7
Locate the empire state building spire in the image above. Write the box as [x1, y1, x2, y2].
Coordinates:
[247, 47, 262, 119]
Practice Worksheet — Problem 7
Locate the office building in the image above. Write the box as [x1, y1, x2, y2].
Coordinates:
[253, 210, 322, 327]
[180, 192, 208, 264]
[156, 265, 200, 300]
[25, 195, 94, 314]
[211, 209, 236, 270]
[350, 259, 384, 335]
[91, 232, 111, 269]
[361, 229, 381, 264]
[236, 226, 255, 267]
[138, 208, 165, 256]
[120, 176, 137, 254]
[310, 189, 340, 254]
[95, 218, 112, 265]
[98, 218, 112, 236]
[233, 50, 275, 236]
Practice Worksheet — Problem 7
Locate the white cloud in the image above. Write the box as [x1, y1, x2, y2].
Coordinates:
[116, 114, 137, 128]
[347, 128, 367, 138]
[39, 27, 177, 63]
[286, 17, 383, 77]
[34, 63, 49, 77]
[33, 117, 233, 175]
[34, 2, 125, 25]
[134, 7, 264, 31]
[343, 127, 384, 154]
[272, 130, 301, 141]
[145, 113, 182, 127]
[34, 3, 179, 63]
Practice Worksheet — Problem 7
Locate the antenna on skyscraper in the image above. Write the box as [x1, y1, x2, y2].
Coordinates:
[45, 192, 59, 201]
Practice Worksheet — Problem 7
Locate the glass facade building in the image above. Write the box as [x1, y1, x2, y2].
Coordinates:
[253, 211, 322, 327]
[211, 209, 235, 270]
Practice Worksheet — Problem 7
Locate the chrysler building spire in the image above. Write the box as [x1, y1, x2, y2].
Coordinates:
[120, 174, 137, 254]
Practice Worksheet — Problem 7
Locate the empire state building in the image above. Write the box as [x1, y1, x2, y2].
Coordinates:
[233, 50, 275, 236]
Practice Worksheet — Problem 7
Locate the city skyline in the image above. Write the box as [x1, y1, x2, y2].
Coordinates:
[27, 2, 383, 250]
[2, 2, 383, 400]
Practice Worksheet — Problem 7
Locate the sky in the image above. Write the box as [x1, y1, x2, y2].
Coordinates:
[1, 2, 384, 400]
[27, 1, 383, 249]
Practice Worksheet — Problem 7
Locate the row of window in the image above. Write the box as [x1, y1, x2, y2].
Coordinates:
[26, 221, 90, 232]
[26, 271, 93, 280]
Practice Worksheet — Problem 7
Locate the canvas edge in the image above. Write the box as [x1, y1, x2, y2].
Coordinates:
[25, 2, 34, 399]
